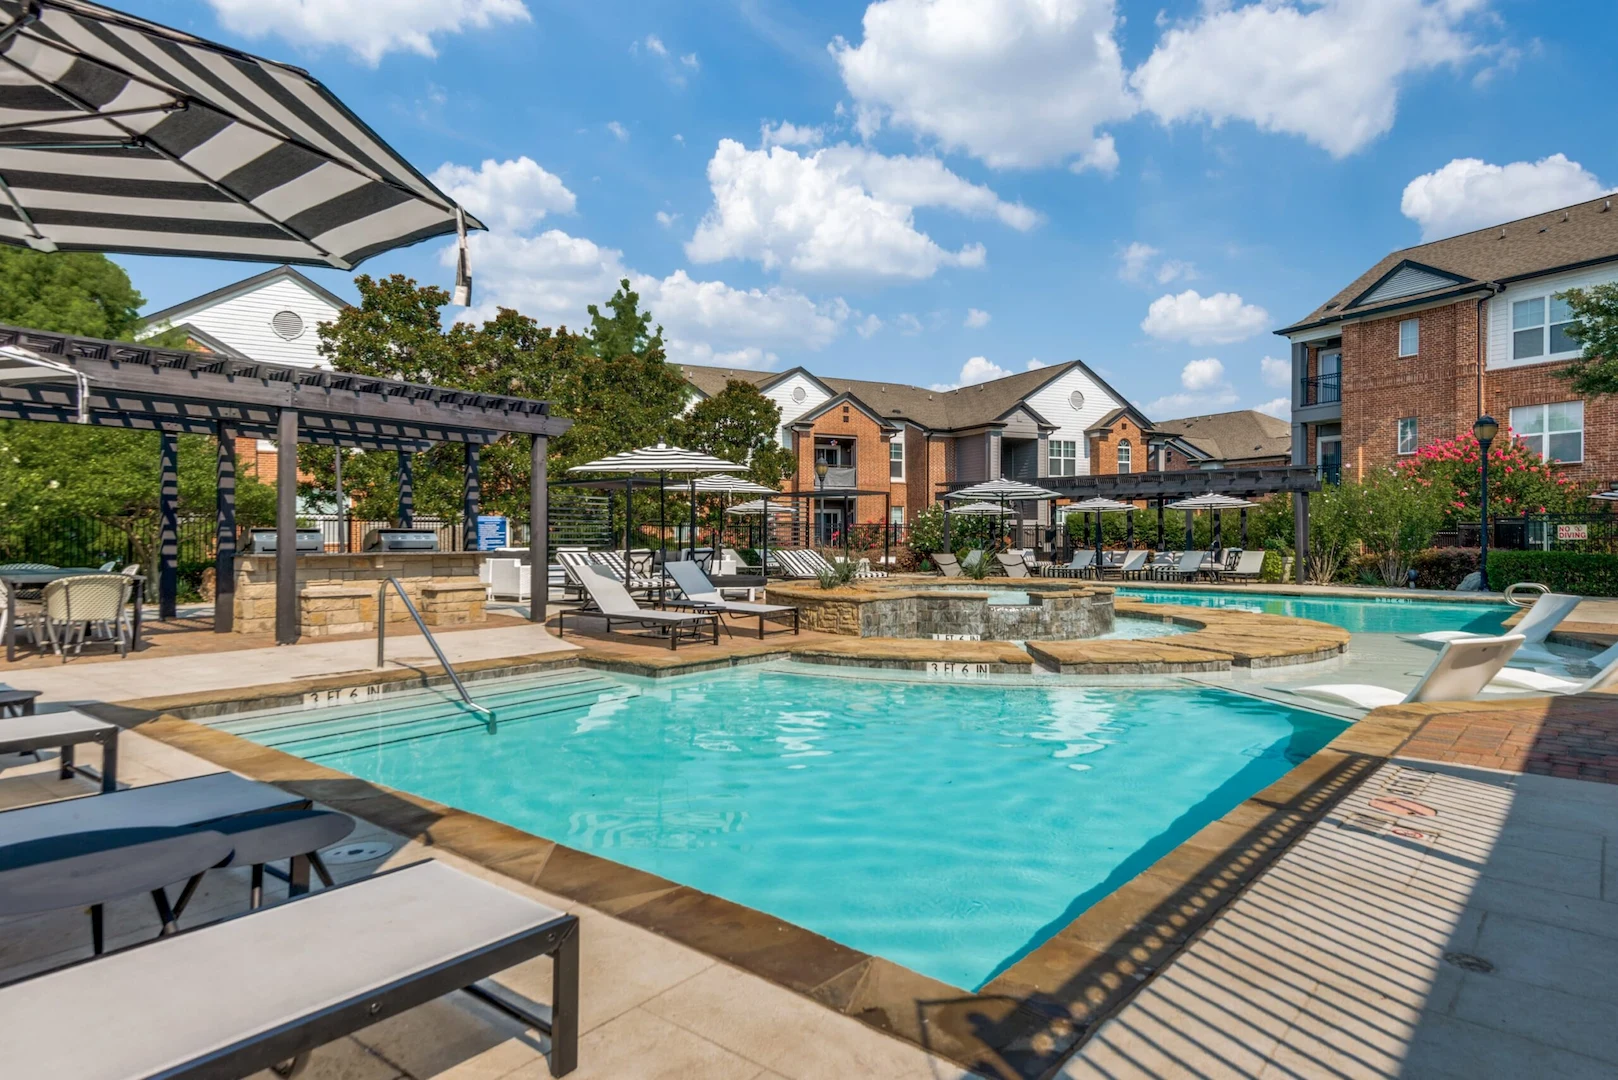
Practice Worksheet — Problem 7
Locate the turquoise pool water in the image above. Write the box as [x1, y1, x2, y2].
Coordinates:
[1115, 588, 1513, 636]
[220, 666, 1343, 990]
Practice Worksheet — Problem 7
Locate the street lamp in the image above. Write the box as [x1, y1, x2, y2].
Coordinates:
[1474, 415, 1499, 590]
[814, 459, 828, 487]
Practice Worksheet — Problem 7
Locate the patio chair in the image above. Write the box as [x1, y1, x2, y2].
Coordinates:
[1287, 634, 1524, 711]
[995, 552, 1034, 579]
[1222, 549, 1268, 582]
[769, 549, 817, 579]
[487, 558, 531, 601]
[0, 859, 581, 1078]
[1044, 550, 1095, 579]
[97, 560, 116, 571]
[1411, 592, 1581, 662]
[591, 551, 662, 596]
[1100, 549, 1150, 579]
[1155, 550, 1210, 582]
[557, 564, 718, 649]
[118, 564, 141, 577]
[1485, 639, 1618, 695]
[934, 553, 962, 577]
[664, 561, 799, 638]
[38, 573, 132, 661]
[723, 547, 760, 572]
[960, 550, 986, 574]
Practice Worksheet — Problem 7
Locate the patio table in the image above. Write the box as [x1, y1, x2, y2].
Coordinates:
[1, 569, 147, 662]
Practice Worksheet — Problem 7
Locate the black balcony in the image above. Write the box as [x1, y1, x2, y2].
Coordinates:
[1301, 372, 1340, 406]
[1317, 463, 1342, 485]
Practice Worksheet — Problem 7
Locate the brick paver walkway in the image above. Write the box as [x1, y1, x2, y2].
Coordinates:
[1397, 694, 1618, 784]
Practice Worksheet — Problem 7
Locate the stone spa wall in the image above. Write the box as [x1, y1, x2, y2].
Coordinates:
[770, 582, 1113, 640]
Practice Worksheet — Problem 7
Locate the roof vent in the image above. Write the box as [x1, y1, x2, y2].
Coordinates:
[1604, 200, 1612, 213]
[1499, 228, 1506, 239]
[1562, 211, 1570, 222]
[270, 310, 305, 340]
[791, 386, 806, 403]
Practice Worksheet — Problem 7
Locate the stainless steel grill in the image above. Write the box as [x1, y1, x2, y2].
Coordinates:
[247, 529, 324, 554]
[362, 529, 440, 553]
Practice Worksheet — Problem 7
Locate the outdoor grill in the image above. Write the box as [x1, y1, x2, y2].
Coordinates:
[363, 529, 441, 553]
[247, 529, 324, 554]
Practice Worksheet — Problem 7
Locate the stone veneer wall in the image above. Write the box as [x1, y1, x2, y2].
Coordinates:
[233, 552, 485, 636]
[773, 583, 1112, 640]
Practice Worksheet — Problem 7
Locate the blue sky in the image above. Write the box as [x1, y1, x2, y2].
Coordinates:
[116, 0, 1618, 420]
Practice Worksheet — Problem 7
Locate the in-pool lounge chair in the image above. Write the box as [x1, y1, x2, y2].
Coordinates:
[663, 561, 799, 638]
[1287, 634, 1524, 711]
[995, 552, 1034, 579]
[934, 553, 962, 577]
[1411, 592, 1581, 661]
[558, 564, 718, 649]
[1043, 550, 1095, 579]
[0, 859, 581, 1078]
[1486, 639, 1618, 695]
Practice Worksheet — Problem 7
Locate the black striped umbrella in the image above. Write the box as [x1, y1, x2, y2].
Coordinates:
[0, 0, 483, 291]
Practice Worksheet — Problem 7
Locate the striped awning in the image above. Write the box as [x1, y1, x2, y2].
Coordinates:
[569, 442, 739, 475]
[0, 0, 483, 270]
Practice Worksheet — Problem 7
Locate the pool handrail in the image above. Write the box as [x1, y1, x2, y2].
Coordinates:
[376, 577, 495, 734]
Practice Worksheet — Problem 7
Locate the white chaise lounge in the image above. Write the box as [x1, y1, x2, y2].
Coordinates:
[558, 564, 719, 649]
[663, 561, 799, 638]
[1287, 634, 1525, 711]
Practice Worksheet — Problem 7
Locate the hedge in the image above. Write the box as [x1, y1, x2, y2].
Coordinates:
[1488, 550, 1618, 596]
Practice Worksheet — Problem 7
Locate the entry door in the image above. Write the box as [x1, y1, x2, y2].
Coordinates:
[1317, 436, 1342, 483]
[817, 505, 844, 545]
[1317, 350, 1341, 402]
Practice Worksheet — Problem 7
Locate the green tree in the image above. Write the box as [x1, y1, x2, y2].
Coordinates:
[1306, 480, 1363, 584]
[585, 278, 663, 361]
[0, 248, 148, 339]
[1355, 467, 1446, 587]
[1396, 429, 1589, 523]
[678, 379, 796, 488]
[1558, 283, 1618, 397]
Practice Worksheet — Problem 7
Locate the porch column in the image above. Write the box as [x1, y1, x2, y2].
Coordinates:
[397, 451, 414, 527]
[529, 435, 548, 621]
[158, 432, 178, 620]
[275, 407, 298, 645]
[215, 423, 236, 633]
[462, 444, 480, 552]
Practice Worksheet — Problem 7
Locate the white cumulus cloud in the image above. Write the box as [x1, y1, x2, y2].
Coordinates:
[931, 355, 1042, 391]
[832, 0, 1134, 172]
[856, 313, 884, 338]
[606, 121, 630, 142]
[686, 139, 1035, 282]
[761, 121, 825, 149]
[1118, 241, 1196, 285]
[655, 210, 681, 228]
[964, 308, 991, 329]
[429, 157, 574, 233]
[1133, 0, 1489, 158]
[1141, 290, 1270, 345]
[1400, 155, 1613, 241]
[205, 0, 529, 64]
[1260, 355, 1291, 388]
[1253, 396, 1291, 420]
[1145, 356, 1239, 416]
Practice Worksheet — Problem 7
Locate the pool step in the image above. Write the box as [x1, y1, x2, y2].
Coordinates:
[214, 670, 633, 758]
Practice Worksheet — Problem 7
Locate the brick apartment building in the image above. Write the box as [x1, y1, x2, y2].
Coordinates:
[681, 362, 1290, 540]
[1279, 194, 1618, 487]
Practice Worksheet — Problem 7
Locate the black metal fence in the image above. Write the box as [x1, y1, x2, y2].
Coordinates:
[1456, 513, 1618, 554]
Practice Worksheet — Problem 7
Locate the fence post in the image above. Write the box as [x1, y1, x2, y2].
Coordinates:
[158, 432, 178, 620]
[215, 424, 236, 633]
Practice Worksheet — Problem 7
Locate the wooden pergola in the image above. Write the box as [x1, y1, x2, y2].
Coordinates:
[0, 323, 570, 644]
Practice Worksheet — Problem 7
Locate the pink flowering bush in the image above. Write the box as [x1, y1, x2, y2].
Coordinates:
[1396, 430, 1591, 525]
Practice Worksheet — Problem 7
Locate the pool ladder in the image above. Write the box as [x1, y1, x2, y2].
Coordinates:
[376, 578, 496, 734]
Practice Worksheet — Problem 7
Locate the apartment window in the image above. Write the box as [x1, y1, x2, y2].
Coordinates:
[779, 425, 793, 447]
[1509, 401, 1584, 463]
[1397, 417, 1418, 455]
[889, 505, 904, 526]
[1116, 438, 1132, 474]
[1049, 439, 1077, 477]
[889, 432, 904, 480]
[1398, 318, 1419, 357]
[1512, 294, 1579, 361]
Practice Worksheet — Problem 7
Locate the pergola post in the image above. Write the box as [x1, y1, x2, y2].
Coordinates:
[275, 408, 298, 645]
[1240, 507, 1249, 547]
[214, 423, 235, 633]
[1125, 508, 1134, 548]
[157, 432, 178, 620]
[397, 451, 414, 527]
[529, 434, 548, 622]
[333, 448, 346, 552]
[1157, 498, 1165, 549]
[1293, 492, 1310, 583]
[462, 444, 480, 552]
[883, 491, 891, 567]
[1184, 509, 1194, 551]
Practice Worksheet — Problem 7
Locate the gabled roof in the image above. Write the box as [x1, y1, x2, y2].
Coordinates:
[1084, 404, 1156, 436]
[168, 323, 251, 361]
[1154, 409, 1291, 463]
[790, 390, 901, 432]
[140, 265, 350, 330]
[1280, 193, 1618, 334]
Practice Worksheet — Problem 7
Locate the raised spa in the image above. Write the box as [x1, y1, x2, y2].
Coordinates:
[778, 581, 1117, 640]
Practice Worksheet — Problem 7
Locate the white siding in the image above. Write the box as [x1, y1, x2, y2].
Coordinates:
[1487, 263, 1618, 371]
[1025, 365, 1129, 476]
[764, 372, 831, 443]
[157, 277, 344, 368]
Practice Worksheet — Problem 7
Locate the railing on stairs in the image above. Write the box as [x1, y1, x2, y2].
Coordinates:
[376, 577, 496, 734]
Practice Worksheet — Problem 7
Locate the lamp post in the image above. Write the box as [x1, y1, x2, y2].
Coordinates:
[1474, 415, 1499, 590]
[814, 460, 828, 546]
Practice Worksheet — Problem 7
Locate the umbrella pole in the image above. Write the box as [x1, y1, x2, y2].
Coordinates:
[659, 474, 667, 567]
[1213, 509, 1222, 554]
[1241, 507, 1249, 547]
[688, 478, 696, 561]
[624, 480, 633, 584]
[844, 494, 851, 561]
[1126, 508, 1134, 549]
[1157, 498, 1165, 550]
[1094, 510, 1102, 567]
[761, 497, 770, 577]
[1184, 509, 1194, 551]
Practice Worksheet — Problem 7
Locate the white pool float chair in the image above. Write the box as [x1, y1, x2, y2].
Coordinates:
[1288, 634, 1524, 711]
[1487, 640, 1618, 695]
[1410, 592, 1580, 663]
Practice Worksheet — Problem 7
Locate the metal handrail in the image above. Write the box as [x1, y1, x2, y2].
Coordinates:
[376, 577, 495, 733]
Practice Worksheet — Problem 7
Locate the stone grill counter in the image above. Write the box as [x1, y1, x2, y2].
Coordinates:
[233, 553, 487, 637]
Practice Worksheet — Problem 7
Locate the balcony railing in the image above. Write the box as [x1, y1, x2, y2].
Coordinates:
[1317, 463, 1342, 485]
[1300, 372, 1340, 406]
[817, 466, 859, 489]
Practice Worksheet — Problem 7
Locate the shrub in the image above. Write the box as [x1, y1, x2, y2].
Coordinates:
[907, 503, 944, 553]
[1355, 467, 1446, 586]
[959, 552, 992, 579]
[1397, 429, 1592, 525]
[893, 546, 927, 574]
[1411, 547, 1479, 589]
[814, 559, 858, 590]
[1259, 549, 1286, 583]
[1487, 551, 1618, 596]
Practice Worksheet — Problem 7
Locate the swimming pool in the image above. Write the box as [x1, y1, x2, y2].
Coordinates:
[217, 665, 1343, 990]
[1116, 588, 1513, 636]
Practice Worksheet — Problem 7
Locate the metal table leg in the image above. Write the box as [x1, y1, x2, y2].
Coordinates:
[98, 727, 118, 793]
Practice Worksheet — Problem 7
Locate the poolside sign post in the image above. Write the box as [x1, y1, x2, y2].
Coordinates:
[476, 516, 509, 551]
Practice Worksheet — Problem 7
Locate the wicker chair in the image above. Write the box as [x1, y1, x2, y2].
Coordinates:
[38, 574, 133, 661]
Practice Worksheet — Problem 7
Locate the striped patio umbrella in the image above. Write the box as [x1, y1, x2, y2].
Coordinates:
[951, 501, 1022, 515]
[1065, 498, 1135, 563]
[691, 473, 776, 494]
[725, 499, 793, 515]
[570, 443, 741, 567]
[1166, 493, 1257, 550]
[0, 0, 484, 292]
[947, 477, 1062, 501]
